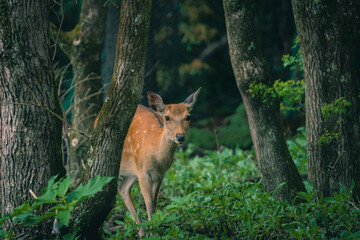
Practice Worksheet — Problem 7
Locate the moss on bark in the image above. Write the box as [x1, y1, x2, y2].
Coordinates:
[223, 0, 305, 201]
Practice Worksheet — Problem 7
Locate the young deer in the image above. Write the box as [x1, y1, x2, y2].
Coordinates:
[119, 88, 201, 235]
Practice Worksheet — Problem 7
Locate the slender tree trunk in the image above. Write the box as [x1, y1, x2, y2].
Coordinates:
[71, 0, 152, 237]
[0, 0, 65, 238]
[53, 0, 106, 180]
[102, 0, 121, 92]
[292, 0, 360, 201]
[223, 0, 305, 201]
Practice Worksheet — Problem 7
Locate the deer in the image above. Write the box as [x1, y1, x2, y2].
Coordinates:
[118, 88, 201, 236]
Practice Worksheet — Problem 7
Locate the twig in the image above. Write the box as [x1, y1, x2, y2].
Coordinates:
[29, 189, 38, 199]
[57, 62, 72, 97]
[285, 125, 307, 151]
[65, 89, 107, 116]
[52, 0, 64, 60]
[6, 102, 90, 139]
[60, 75, 102, 101]
[198, 35, 228, 61]
[70, 138, 89, 153]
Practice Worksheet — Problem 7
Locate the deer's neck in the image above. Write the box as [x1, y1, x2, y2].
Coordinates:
[155, 131, 178, 171]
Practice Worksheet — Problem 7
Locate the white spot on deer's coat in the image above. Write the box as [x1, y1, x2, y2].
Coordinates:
[143, 130, 148, 134]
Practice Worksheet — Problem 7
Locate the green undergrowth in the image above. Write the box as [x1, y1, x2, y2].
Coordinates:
[106, 141, 360, 240]
[186, 104, 252, 150]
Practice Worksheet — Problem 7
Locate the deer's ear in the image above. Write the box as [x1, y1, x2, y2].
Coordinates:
[148, 91, 165, 113]
[184, 87, 201, 112]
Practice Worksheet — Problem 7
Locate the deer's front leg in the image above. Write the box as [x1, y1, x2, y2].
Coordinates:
[139, 171, 162, 221]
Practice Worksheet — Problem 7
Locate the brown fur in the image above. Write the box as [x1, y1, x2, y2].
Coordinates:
[118, 88, 201, 236]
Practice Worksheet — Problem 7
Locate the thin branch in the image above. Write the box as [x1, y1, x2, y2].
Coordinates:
[60, 75, 103, 101]
[144, 60, 160, 79]
[5, 102, 91, 139]
[198, 35, 228, 61]
[70, 138, 89, 153]
[52, 0, 64, 60]
[65, 89, 107, 116]
[56, 62, 72, 97]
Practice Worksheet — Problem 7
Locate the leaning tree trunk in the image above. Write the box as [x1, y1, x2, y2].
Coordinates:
[53, 0, 106, 180]
[292, 0, 360, 201]
[0, 0, 65, 238]
[70, 0, 152, 237]
[223, 0, 305, 201]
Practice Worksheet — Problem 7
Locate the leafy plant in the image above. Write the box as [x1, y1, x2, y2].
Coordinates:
[248, 82, 278, 106]
[319, 97, 352, 145]
[282, 36, 303, 73]
[107, 143, 360, 239]
[274, 79, 305, 113]
[0, 175, 113, 239]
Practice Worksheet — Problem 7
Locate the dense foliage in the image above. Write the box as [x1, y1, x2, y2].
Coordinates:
[0, 176, 113, 239]
[2, 133, 359, 239]
[102, 133, 360, 239]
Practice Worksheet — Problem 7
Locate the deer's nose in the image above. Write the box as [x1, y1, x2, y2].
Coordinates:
[176, 133, 185, 142]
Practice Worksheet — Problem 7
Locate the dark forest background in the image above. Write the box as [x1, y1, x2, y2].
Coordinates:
[51, 0, 327, 150]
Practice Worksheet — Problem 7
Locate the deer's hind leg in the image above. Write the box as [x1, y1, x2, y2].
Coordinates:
[119, 175, 140, 223]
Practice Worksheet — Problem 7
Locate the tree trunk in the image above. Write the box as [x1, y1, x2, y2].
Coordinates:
[71, 0, 152, 237]
[0, 0, 65, 238]
[292, 0, 360, 201]
[53, 0, 106, 180]
[102, 0, 121, 92]
[223, 0, 305, 201]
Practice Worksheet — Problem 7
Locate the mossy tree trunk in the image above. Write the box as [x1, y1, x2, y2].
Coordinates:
[0, 0, 65, 238]
[53, 0, 107, 180]
[223, 0, 305, 201]
[292, 0, 360, 201]
[70, 0, 151, 237]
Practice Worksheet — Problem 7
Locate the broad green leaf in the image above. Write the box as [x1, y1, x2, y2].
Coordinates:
[38, 212, 56, 222]
[14, 213, 39, 226]
[66, 176, 113, 204]
[12, 203, 31, 216]
[57, 207, 73, 227]
[33, 175, 59, 206]
[54, 176, 73, 198]
[62, 232, 80, 240]
[0, 215, 11, 224]
[49, 204, 67, 211]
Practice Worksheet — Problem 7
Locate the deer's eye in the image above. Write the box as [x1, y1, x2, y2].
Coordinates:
[165, 116, 170, 121]
[186, 115, 191, 121]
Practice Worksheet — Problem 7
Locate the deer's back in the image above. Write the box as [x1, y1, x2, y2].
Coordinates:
[120, 105, 165, 176]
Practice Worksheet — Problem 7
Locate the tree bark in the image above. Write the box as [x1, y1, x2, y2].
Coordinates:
[71, 0, 151, 237]
[292, 0, 360, 200]
[0, 0, 65, 238]
[53, 0, 107, 180]
[223, 0, 305, 201]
